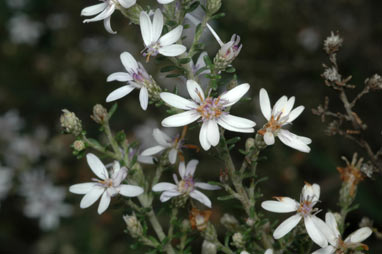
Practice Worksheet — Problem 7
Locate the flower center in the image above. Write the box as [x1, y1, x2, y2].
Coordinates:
[178, 175, 194, 194]
[97, 178, 113, 188]
[143, 43, 160, 62]
[196, 97, 224, 121]
[297, 200, 313, 216]
[258, 115, 282, 136]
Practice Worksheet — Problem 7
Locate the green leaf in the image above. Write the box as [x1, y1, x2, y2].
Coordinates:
[226, 67, 236, 73]
[166, 73, 183, 78]
[217, 195, 235, 201]
[211, 12, 225, 20]
[160, 65, 179, 73]
[186, 1, 200, 13]
[203, 54, 213, 67]
[226, 136, 241, 144]
[179, 58, 192, 64]
[108, 103, 118, 119]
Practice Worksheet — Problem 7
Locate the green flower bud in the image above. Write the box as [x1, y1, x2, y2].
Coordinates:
[60, 109, 82, 136]
[91, 104, 108, 124]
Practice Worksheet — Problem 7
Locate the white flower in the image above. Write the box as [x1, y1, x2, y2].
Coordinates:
[106, 51, 152, 110]
[157, 0, 175, 4]
[69, 153, 144, 214]
[258, 88, 311, 153]
[312, 212, 372, 254]
[160, 80, 256, 150]
[81, 0, 136, 34]
[152, 160, 220, 208]
[141, 128, 181, 164]
[140, 9, 186, 60]
[261, 182, 328, 247]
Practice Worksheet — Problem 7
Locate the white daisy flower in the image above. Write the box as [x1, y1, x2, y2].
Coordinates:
[152, 159, 220, 208]
[312, 212, 372, 254]
[261, 182, 328, 247]
[160, 80, 256, 150]
[258, 88, 312, 153]
[106, 51, 153, 110]
[140, 9, 186, 61]
[81, 0, 136, 34]
[141, 128, 181, 164]
[69, 153, 144, 214]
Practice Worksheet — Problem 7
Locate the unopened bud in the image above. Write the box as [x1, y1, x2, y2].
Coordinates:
[214, 34, 242, 70]
[91, 104, 108, 124]
[323, 31, 343, 54]
[73, 140, 85, 151]
[323, 67, 341, 82]
[220, 213, 239, 231]
[201, 240, 217, 254]
[245, 218, 255, 227]
[203, 223, 217, 242]
[60, 109, 82, 136]
[232, 232, 245, 249]
[123, 213, 143, 238]
[206, 0, 221, 15]
[366, 74, 382, 90]
[245, 138, 255, 151]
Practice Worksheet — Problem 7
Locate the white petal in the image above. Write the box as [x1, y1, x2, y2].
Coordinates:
[280, 96, 295, 118]
[137, 155, 154, 164]
[118, 0, 136, 9]
[160, 190, 181, 202]
[305, 216, 328, 247]
[157, 0, 175, 4]
[153, 128, 172, 146]
[151, 9, 164, 43]
[80, 186, 105, 209]
[81, 3, 107, 16]
[220, 83, 250, 107]
[159, 25, 183, 46]
[168, 148, 177, 164]
[159, 44, 187, 57]
[261, 197, 299, 213]
[278, 129, 311, 153]
[287, 105, 304, 123]
[103, 16, 116, 34]
[106, 85, 135, 102]
[83, 4, 114, 23]
[141, 145, 166, 156]
[119, 185, 144, 197]
[219, 114, 256, 128]
[107, 72, 133, 82]
[259, 88, 272, 120]
[190, 190, 212, 208]
[152, 182, 177, 192]
[345, 227, 372, 243]
[312, 246, 336, 254]
[199, 121, 211, 151]
[264, 131, 275, 145]
[272, 96, 288, 116]
[86, 153, 108, 180]
[178, 161, 186, 178]
[120, 51, 138, 72]
[206, 120, 220, 146]
[140, 11, 152, 46]
[185, 159, 198, 176]
[195, 52, 208, 70]
[273, 214, 302, 239]
[69, 183, 96, 194]
[195, 182, 220, 190]
[161, 111, 200, 127]
[160, 92, 198, 110]
[97, 191, 111, 214]
[325, 212, 341, 239]
[302, 182, 320, 202]
[139, 87, 149, 110]
[217, 118, 254, 133]
[186, 80, 205, 103]
[312, 216, 337, 246]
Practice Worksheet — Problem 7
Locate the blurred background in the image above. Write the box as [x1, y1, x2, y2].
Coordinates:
[0, 0, 381, 253]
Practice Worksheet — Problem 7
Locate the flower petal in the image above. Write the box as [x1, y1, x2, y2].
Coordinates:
[345, 227, 372, 243]
[287, 105, 304, 123]
[259, 88, 272, 120]
[261, 197, 299, 213]
[195, 182, 220, 190]
[313, 215, 338, 246]
[305, 216, 328, 247]
[80, 186, 104, 209]
[217, 118, 254, 133]
[119, 185, 144, 197]
[312, 246, 336, 254]
[168, 148, 177, 164]
[141, 145, 166, 156]
[220, 83, 250, 107]
[272, 95, 287, 116]
[186, 80, 205, 103]
[161, 111, 200, 127]
[219, 114, 256, 128]
[160, 190, 181, 202]
[140, 11, 152, 46]
[120, 51, 138, 72]
[178, 161, 186, 178]
[160, 92, 198, 110]
[302, 182, 320, 202]
[83, 4, 114, 23]
[152, 182, 177, 192]
[86, 153, 108, 180]
[185, 159, 198, 176]
[107, 72, 133, 82]
[199, 121, 211, 151]
[106, 85, 135, 102]
[69, 183, 96, 194]
[81, 3, 107, 16]
[159, 44, 186, 57]
[118, 0, 136, 9]
[157, 0, 175, 4]
[278, 129, 311, 153]
[280, 96, 295, 118]
[325, 212, 341, 240]
[139, 87, 149, 110]
[190, 190, 212, 208]
[103, 16, 116, 34]
[97, 191, 111, 214]
[153, 128, 172, 146]
[273, 214, 302, 239]
[207, 120, 220, 146]
[151, 9, 164, 43]
[159, 25, 183, 46]
[264, 131, 275, 145]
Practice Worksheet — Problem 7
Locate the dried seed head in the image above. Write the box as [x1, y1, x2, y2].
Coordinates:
[323, 31, 343, 54]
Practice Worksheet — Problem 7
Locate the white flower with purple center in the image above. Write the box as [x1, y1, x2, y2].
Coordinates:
[140, 9, 186, 61]
[81, 0, 136, 34]
[258, 88, 312, 153]
[69, 153, 144, 214]
[160, 80, 255, 150]
[152, 160, 220, 208]
[261, 183, 328, 247]
[312, 212, 372, 254]
[106, 51, 152, 110]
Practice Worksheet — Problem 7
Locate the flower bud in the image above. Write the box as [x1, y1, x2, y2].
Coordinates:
[73, 140, 85, 152]
[365, 74, 382, 90]
[91, 104, 108, 124]
[123, 213, 143, 238]
[245, 138, 255, 151]
[203, 223, 217, 242]
[220, 213, 239, 231]
[201, 240, 217, 254]
[232, 232, 245, 249]
[60, 109, 82, 136]
[206, 0, 221, 15]
[322, 67, 341, 82]
[323, 31, 343, 54]
[214, 34, 242, 70]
